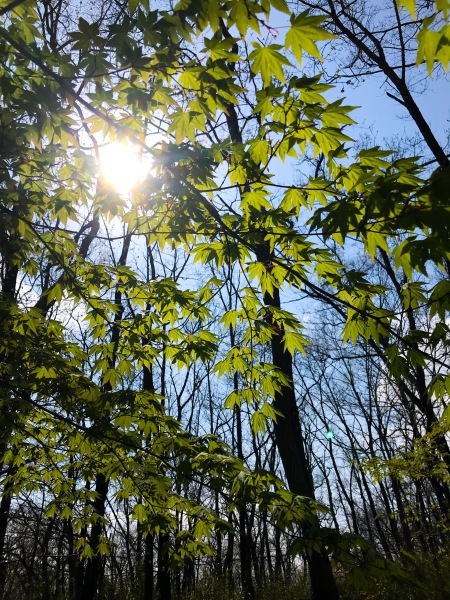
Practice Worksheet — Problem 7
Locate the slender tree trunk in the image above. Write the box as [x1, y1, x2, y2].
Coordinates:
[143, 533, 154, 600]
[274, 528, 283, 577]
[41, 518, 55, 600]
[224, 513, 235, 587]
[262, 512, 273, 579]
[82, 230, 131, 600]
[0, 483, 12, 598]
[66, 518, 79, 600]
[0, 222, 19, 599]
[262, 284, 339, 600]
[157, 532, 171, 600]
[233, 352, 255, 600]
[81, 473, 109, 600]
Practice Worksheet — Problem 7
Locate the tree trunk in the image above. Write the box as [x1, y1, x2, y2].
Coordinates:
[81, 473, 109, 600]
[0, 484, 11, 598]
[143, 533, 154, 600]
[157, 532, 171, 600]
[219, 19, 339, 592]
[264, 284, 339, 600]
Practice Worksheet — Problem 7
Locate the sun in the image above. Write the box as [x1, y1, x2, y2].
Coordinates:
[98, 141, 149, 195]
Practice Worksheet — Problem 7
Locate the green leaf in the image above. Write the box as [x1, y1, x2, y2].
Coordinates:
[285, 11, 335, 66]
[249, 43, 292, 86]
[364, 231, 389, 260]
[280, 187, 309, 212]
[249, 139, 271, 164]
[167, 111, 197, 144]
[417, 18, 442, 75]
[133, 504, 146, 524]
[282, 330, 308, 355]
[436, 0, 450, 18]
[241, 189, 272, 211]
[230, 1, 251, 37]
[396, 0, 416, 19]
[251, 411, 268, 434]
[204, 37, 241, 61]
[270, 0, 291, 14]
[204, 0, 221, 31]
[193, 518, 211, 540]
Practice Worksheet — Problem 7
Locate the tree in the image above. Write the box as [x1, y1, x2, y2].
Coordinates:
[292, 0, 450, 500]
[294, 0, 449, 164]
[0, 0, 450, 599]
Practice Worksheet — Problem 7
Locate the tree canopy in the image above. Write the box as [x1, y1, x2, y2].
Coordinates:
[0, 0, 450, 599]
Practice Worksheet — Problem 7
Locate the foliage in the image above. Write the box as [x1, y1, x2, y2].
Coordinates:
[0, 0, 450, 597]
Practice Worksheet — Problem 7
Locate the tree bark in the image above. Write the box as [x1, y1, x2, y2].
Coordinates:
[157, 532, 171, 600]
[81, 473, 109, 600]
[143, 533, 154, 600]
[263, 283, 339, 600]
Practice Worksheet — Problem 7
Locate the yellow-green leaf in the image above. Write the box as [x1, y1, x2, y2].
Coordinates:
[396, 0, 416, 19]
[285, 11, 335, 66]
[249, 43, 292, 86]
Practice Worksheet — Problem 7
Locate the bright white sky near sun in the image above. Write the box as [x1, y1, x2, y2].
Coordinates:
[98, 141, 152, 196]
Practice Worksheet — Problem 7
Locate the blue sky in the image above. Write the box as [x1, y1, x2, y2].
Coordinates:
[337, 74, 450, 157]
